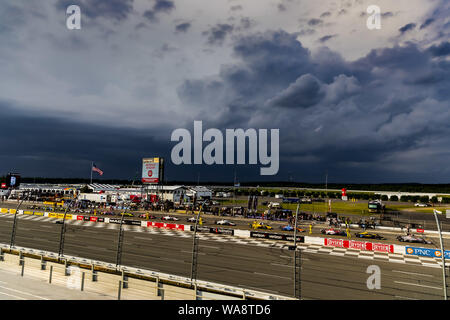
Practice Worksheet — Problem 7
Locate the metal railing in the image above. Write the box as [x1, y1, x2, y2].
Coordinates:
[0, 242, 294, 300]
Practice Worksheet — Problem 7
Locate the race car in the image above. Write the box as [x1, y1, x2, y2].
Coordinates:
[281, 225, 306, 232]
[250, 221, 273, 230]
[215, 219, 236, 226]
[396, 234, 432, 244]
[187, 216, 203, 223]
[138, 214, 156, 219]
[321, 228, 347, 236]
[120, 212, 134, 217]
[354, 232, 385, 240]
[161, 215, 179, 221]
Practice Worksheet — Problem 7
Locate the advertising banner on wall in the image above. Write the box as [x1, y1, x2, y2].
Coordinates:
[142, 157, 164, 184]
[405, 246, 450, 259]
[250, 231, 305, 243]
[324, 238, 394, 253]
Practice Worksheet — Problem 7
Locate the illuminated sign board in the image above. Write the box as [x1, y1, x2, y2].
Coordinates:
[142, 158, 164, 184]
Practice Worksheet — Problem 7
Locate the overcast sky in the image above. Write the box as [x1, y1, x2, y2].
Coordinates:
[1, 0, 449, 183]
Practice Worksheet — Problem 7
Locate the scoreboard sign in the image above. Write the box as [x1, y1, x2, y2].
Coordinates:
[142, 157, 164, 184]
[6, 173, 21, 188]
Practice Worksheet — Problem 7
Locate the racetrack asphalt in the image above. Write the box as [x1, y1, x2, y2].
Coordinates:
[0, 217, 447, 300]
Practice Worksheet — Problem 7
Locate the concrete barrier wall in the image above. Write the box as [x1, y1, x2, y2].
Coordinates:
[0, 250, 277, 300]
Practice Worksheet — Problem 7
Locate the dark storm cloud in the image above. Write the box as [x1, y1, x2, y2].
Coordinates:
[237, 17, 255, 30]
[153, 0, 175, 13]
[266, 74, 325, 108]
[307, 18, 323, 26]
[318, 34, 337, 43]
[203, 24, 234, 45]
[420, 18, 435, 29]
[278, 4, 287, 12]
[55, 0, 134, 21]
[143, 0, 176, 23]
[428, 41, 450, 57]
[230, 5, 243, 11]
[399, 23, 416, 34]
[177, 30, 450, 181]
[0, 101, 171, 179]
[175, 22, 191, 33]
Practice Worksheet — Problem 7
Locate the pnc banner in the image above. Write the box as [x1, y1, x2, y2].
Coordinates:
[405, 246, 450, 259]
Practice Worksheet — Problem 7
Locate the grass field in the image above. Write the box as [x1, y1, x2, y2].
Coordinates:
[216, 198, 450, 216]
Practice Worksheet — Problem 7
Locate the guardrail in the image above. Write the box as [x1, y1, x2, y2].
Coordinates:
[0, 242, 294, 300]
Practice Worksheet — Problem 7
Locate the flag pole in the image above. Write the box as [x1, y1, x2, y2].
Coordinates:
[90, 161, 93, 185]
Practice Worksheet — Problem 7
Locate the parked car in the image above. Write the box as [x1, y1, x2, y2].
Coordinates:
[414, 203, 431, 207]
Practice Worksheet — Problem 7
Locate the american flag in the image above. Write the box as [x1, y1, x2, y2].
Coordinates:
[92, 164, 104, 176]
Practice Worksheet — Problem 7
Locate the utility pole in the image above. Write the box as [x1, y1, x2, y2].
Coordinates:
[190, 205, 203, 284]
[58, 195, 78, 261]
[10, 191, 30, 249]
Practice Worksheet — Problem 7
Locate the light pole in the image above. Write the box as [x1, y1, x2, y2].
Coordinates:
[190, 205, 203, 284]
[433, 209, 447, 300]
[293, 200, 301, 299]
[58, 195, 78, 261]
[116, 204, 130, 269]
[10, 190, 30, 249]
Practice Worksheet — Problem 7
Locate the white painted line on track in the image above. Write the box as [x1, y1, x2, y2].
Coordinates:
[20, 216, 34, 220]
[329, 252, 345, 256]
[394, 281, 441, 290]
[395, 295, 418, 300]
[388, 259, 405, 264]
[253, 272, 290, 280]
[358, 255, 374, 260]
[421, 263, 441, 268]
[392, 270, 434, 277]
[271, 263, 291, 268]
[132, 236, 153, 241]
[0, 291, 26, 300]
[0, 285, 49, 300]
